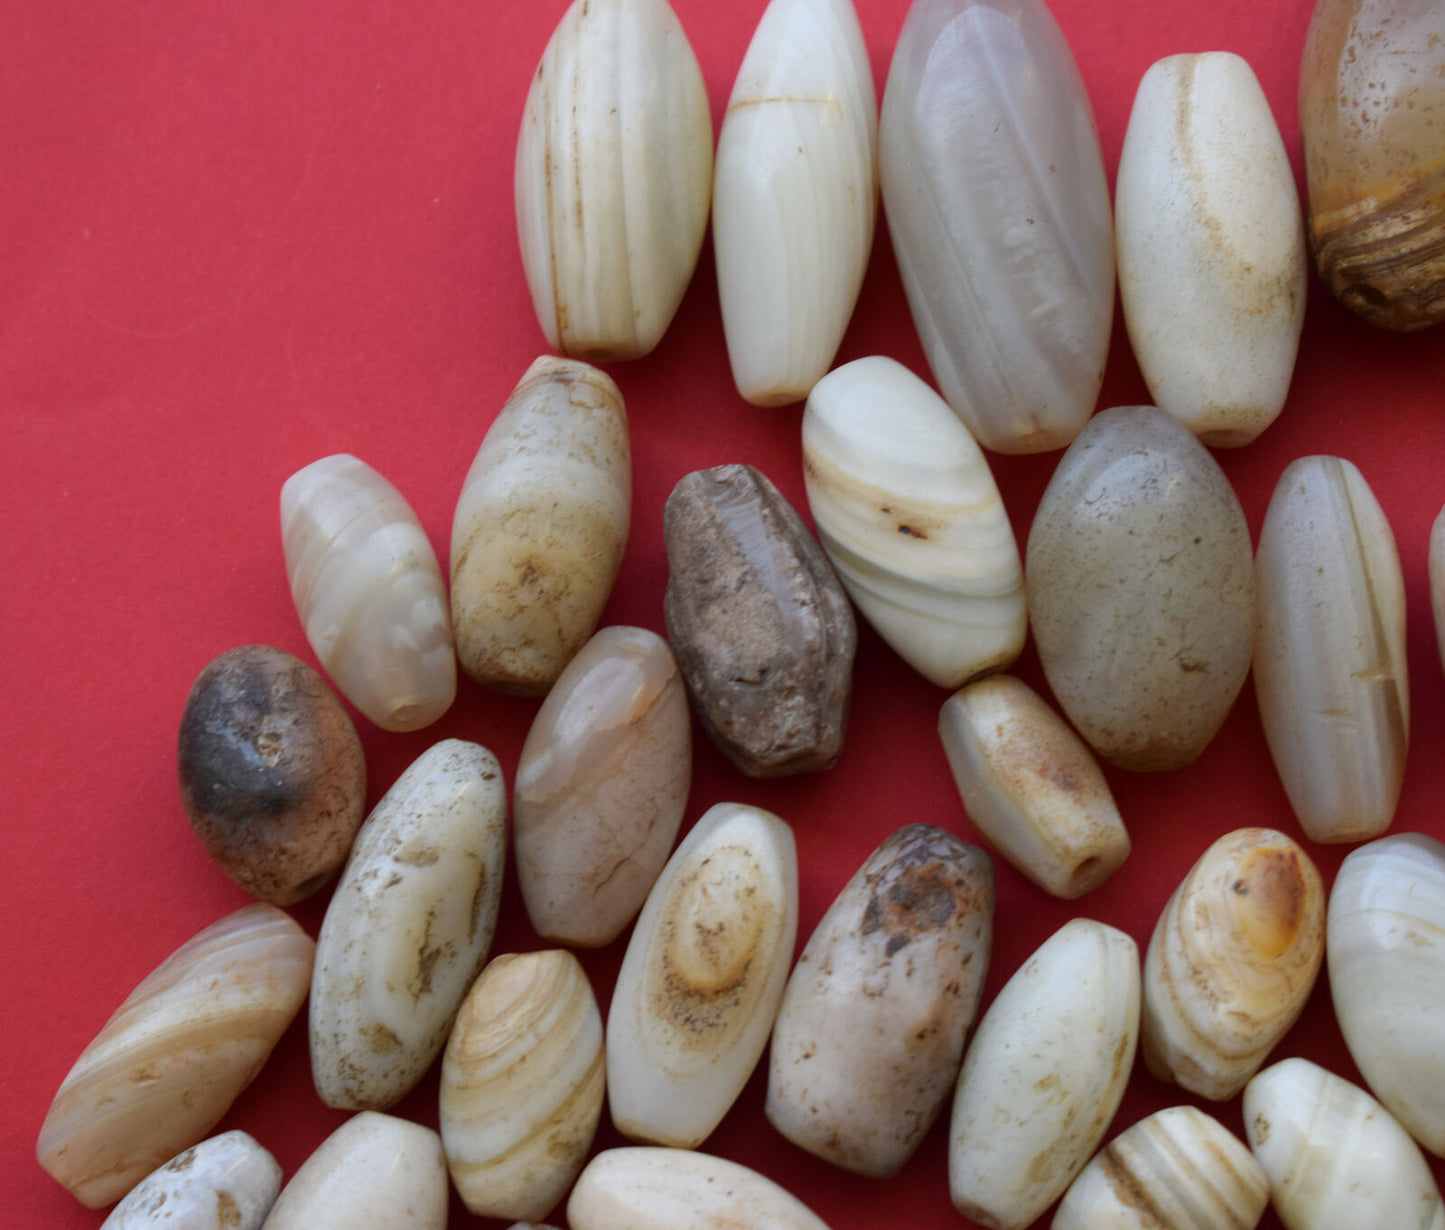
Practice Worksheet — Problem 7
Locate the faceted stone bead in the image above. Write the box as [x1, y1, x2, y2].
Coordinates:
[1299, 0, 1445, 330]
[1026, 406, 1255, 771]
[664, 464, 855, 776]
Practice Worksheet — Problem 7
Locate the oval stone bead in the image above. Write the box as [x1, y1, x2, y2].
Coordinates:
[99, 1131, 281, 1230]
[177, 644, 367, 906]
[1253, 455, 1407, 842]
[309, 740, 507, 1111]
[664, 464, 855, 776]
[607, 802, 798, 1149]
[1026, 406, 1255, 771]
[515, 0, 713, 360]
[1328, 833, 1445, 1155]
[1430, 505, 1445, 674]
[939, 674, 1129, 899]
[261, 1113, 447, 1230]
[440, 951, 605, 1221]
[280, 453, 455, 732]
[1244, 1059, 1445, 1230]
[568, 1148, 831, 1230]
[879, 0, 1113, 453]
[802, 356, 1026, 689]
[713, 0, 877, 405]
[766, 825, 994, 1179]
[514, 626, 692, 948]
[1299, 0, 1445, 330]
[36, 905, 314, 1208]
[948, 918, 1140, 1230]
[450, 356, 631, 695]
[1142, 828, 1325, 1101]
[1116, 52, 1307, 447]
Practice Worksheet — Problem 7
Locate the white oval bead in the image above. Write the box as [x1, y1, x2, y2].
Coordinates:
[1430, 505, 1445, 675]
[100, 1131, 281, 1230]
[939, 674, 1129, 899]
[1053, 1106, 1268, 1230]
[1244, 1058, 1445, 1230]
[309, 740, 508, 1111]
[879, 0, 1113, 453]
[713, 0, 876, 405]
[280, 453, 454, 732]
[261, 1113, 447, 1230]
[1115, 52, 1307, 447]
[1253, 455, 1408, 842]
[802, 355, 1026, 689]
[1141, 828, 1324, 1100]
[568, 1148, 830, 1230]
[949, 918, 1139, 1230]
[36, 905, 313, 1209]
[515, 0, 712, 361]
[439, 950, 604, 1222]
[450, 355, 631, 695]
[606, 802, 798, 1149]
[1328, 832, 1445, 1155]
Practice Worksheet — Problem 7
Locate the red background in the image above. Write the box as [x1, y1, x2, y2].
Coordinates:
[6, 1, 1444, 1227]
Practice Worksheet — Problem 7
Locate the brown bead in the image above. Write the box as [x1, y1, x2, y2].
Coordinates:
[663, 464, 855, 777]
[177, 645, 366, 904]
[1299, 0, 1445, 330]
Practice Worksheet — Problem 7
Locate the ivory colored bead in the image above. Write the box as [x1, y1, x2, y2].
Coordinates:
[713, 0, 877, 405]
[1116, 52, 1306, 446]
[1253, 454, 1407, 842]
[515, 0, 713, 360]
[280, 453, 455, 732]
[450, 355, 631, 695]
[260, 1113, 447, 1230]
[309, 740, 508, 1111]
[939, 674, 1129, 899]
[607, 802, 798, 1149]
[100, 1132, 281, 1230]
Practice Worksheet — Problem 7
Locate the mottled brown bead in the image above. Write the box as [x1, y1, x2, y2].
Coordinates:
[177, 645, 366, 905]
[663, 464, 855, 777]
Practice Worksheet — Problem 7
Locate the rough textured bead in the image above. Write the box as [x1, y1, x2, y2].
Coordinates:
[713, 0, 877, 405]
[440, 951, 605, 1221]
[949, 918, 1139, 1230]
[1244, 1058, 1445, 1230]
[515, 0, 712, 360]
[1026, 405, 1255, 771]
[1116, 52, 1307, 446]
[1299, 0, 1445, 330]
[879, 0, 1113, 452]
[280, 453, 455, 732]
[664, 464, 855, 776]
[766, 825, 993, 1178]
[515, 626, 691, 947]
[939, 674, 1129, 899]
[1253, 454, 1407, 842]
[36, 905, 314, 1209]
[568, 1148, 831, 1230]
[1141, 828, 1325, 1101]
[450, 355, 631, 695]
[309, 740, 507, 1111]
[260, 1113, 447, 1230]
[607, 802, 798, 1149]
[177, 644, 366, 905]
[802, 356, 1025, 689]
[1053, 1106, 1268, 1230]
[1328, 833, 1445, 1155]
[99, 1132, 281, 1230]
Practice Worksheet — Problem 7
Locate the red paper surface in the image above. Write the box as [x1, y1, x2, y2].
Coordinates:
[5, 0, 1444, 1227]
